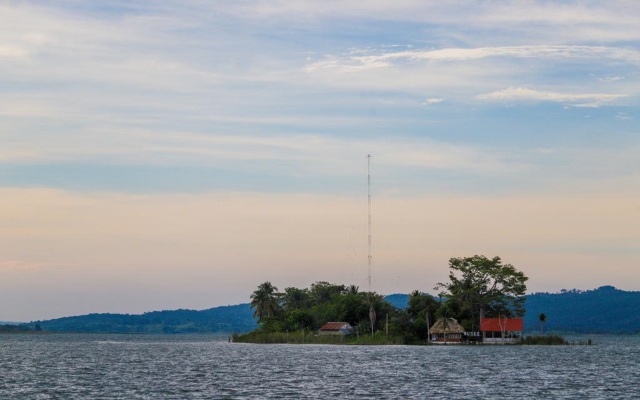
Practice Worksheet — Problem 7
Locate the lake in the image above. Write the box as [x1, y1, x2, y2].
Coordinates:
[1, 334, 638, 399]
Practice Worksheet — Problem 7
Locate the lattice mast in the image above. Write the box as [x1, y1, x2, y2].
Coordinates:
[367, 154, 372, 292]
[367, 154, 376, 335]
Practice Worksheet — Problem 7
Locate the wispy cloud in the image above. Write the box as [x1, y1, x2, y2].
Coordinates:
[616, 112, 632, 120]
[477, 87, 627, 107]
[421, 98, 444, 106]
[0, 130, 514, 176]
[0, 260, 51, 271]
[305, 45, 640, 72]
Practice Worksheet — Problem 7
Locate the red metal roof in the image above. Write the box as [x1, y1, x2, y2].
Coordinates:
[319, 322, 349, 331]
[480, 318, 523, 332]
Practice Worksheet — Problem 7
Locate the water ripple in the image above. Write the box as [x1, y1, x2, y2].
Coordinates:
[0, 334, 638, 399]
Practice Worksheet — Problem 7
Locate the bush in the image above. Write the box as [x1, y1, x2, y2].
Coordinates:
[521, 335, 568, 345]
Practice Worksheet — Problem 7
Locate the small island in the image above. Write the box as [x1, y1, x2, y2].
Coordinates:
[233, 255, 568, 345]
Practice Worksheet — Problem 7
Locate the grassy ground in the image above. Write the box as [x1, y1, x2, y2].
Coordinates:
[232, 331, 409, 345]
[521, 334, 572, 345]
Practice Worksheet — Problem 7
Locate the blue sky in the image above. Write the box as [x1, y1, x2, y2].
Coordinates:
[1, 1, 639, 320]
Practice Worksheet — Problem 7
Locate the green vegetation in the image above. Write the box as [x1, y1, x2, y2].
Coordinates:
[521, 335, 568, 345]
[233, 331, 407, 345]
[237, 281, 416, 342]
[538, 313, 547, 334]
[236, 255, 543, 344]
[435, 255, 528, 332]
[0, 324, 34, 333]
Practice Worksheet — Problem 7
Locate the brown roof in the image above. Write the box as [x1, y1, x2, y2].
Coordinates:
[428, 318, 465, 334]
[319, 322, 350, 331]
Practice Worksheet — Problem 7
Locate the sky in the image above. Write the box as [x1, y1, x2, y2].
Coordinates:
[1, 1, 639, 321]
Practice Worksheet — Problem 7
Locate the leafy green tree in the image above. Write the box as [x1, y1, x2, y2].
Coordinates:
[335, 292, 368, 326]
[309, 281, 346, 304]
[282, 287, 309, 312]
[284, 309, 314, 331]
[436, 255, 528, 330]
[538, 312, 547, 335]
[250, 281, 280, 323]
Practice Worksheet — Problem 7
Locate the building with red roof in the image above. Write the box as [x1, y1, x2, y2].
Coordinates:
[480, 317, 523, 343]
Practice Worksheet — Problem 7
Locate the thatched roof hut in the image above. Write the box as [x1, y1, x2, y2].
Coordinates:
[428, 318, 465, 334]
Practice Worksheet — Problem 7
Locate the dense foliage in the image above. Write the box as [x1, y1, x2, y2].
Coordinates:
[242, 281, 441, 343]
[0, 324, 34, 333]
[435, 255, 528, 331]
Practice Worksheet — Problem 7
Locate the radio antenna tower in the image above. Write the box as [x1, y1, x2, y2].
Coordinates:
[367, 154, 376, 335]
[367, 154, 372, 292]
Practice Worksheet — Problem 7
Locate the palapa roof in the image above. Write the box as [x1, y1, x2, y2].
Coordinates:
[428, 318, 465, 334]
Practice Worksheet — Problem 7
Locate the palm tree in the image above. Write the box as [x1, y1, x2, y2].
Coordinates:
[538, 313, 547, 335]
[347, 284, 359, 295]
[250, 282, 280, 323]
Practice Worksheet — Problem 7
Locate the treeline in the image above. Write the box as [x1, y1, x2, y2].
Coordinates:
[0, 324, 36, 333]
[243, 281, 441, 343]
[31, 304, 256, 334]
[244, 255, 528, 341]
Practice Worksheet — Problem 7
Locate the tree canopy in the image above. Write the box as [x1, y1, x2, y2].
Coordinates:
[436, 255, 528, 331]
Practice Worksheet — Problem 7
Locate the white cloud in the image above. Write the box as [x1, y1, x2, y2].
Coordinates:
[421, 98, 444, 106]
[598, 76, 625, 83]
[616, 112, 632, 120]
[305, 45, 640, 73]
[477, 87, 627, 107]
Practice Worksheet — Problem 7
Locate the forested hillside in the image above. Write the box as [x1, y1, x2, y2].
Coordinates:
[524, 286, 640, 334]
[35, 304, 256, 334]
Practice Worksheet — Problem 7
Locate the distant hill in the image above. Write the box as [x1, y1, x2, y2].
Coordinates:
[524, 286, 640, 334]
[384, 293, 410, 309]
[27, 286, 639, 334]
[36, 304, 256, 334]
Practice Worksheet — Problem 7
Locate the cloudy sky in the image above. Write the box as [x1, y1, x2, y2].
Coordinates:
[1, 1, 639, 321]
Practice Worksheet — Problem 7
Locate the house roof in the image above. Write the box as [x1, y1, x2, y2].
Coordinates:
[480, 317, 524, 332]
[319, 322, 351, 331]
[428, 318, 465, 334]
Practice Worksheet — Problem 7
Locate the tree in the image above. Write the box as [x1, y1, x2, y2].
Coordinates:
[250, 282, 280, 323]
[538, 313, 547, 335]
[282, 287, 309, 312]
[284, 309, 314, 331]
[309, 281, 346, 304]
[436, 255, 528, 331]
[408, 290, 439, 342]
[346, 284, 359, 295]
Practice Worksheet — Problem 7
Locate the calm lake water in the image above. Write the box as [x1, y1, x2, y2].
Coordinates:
[1, 334, 638, 399]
